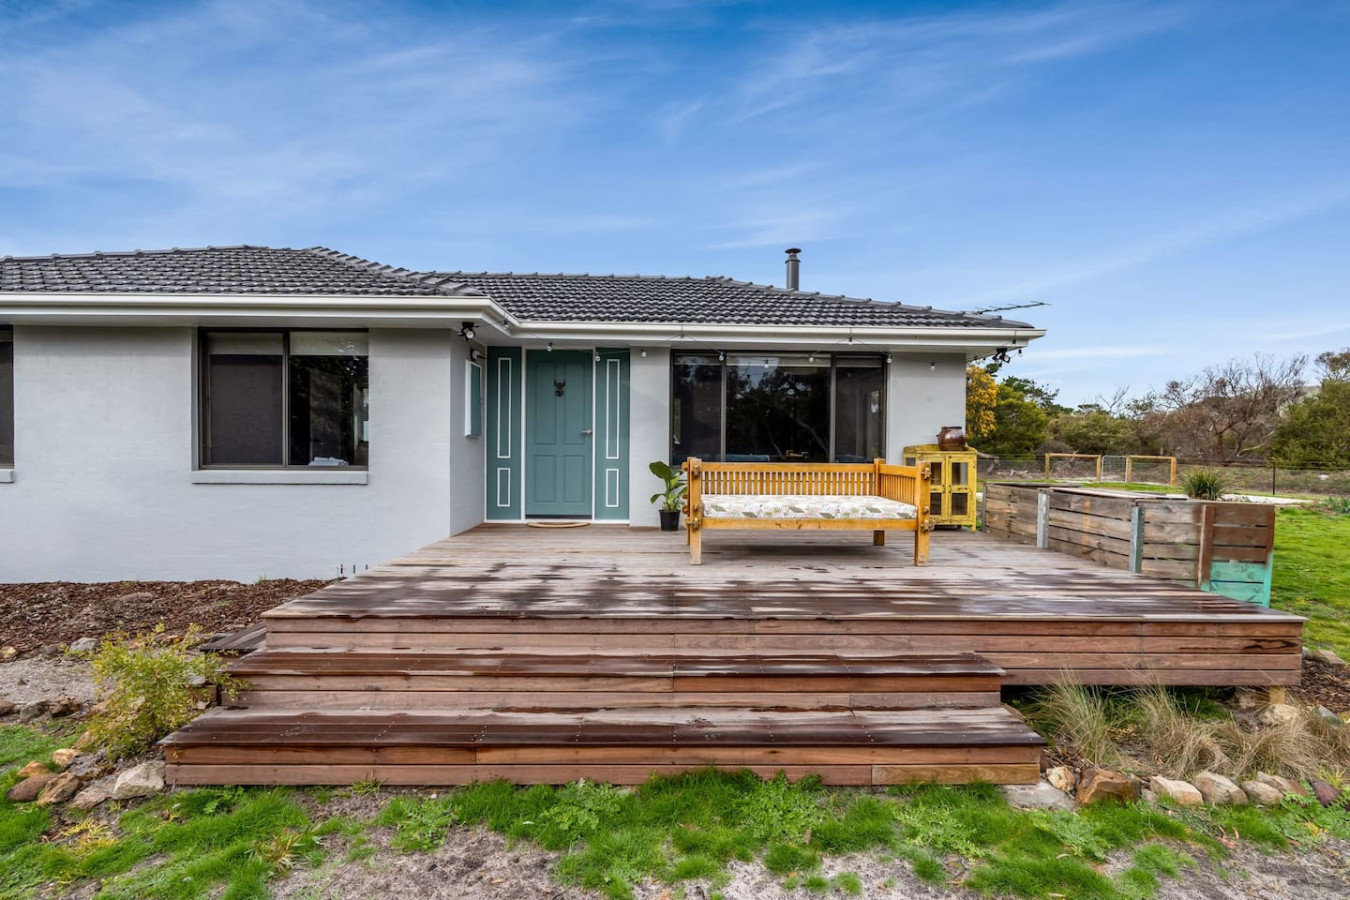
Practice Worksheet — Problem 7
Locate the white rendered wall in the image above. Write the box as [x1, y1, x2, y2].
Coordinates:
[885, 354, 968, 460]
[0, 326, 480, 581]
[627, 348, 670, 528]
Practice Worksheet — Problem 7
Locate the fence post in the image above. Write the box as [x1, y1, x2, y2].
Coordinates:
[1035, 491, 1049, 549]
[1129, 506, 1145, 574]
[1270, 466, 1276, 497]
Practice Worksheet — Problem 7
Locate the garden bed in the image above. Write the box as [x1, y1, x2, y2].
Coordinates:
[0, 579, 331, 654]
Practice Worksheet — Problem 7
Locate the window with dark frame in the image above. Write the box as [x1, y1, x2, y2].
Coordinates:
[201, 330, 369, 468]
[670, 351, 886, 465]
[0, 327, 13, 468]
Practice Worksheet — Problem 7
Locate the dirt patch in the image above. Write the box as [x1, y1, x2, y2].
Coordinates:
[0, 655, 95, 706]
[0, 579, 331, 653]
[1292, 657, 1350, 713]
[273, 825, 589, 900]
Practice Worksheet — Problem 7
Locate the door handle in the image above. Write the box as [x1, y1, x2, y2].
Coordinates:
[582, 429, 594, 436]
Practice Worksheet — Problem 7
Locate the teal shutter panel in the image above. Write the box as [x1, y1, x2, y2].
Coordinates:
[486, 347, 522, 519]
[594, 348, 630, 521]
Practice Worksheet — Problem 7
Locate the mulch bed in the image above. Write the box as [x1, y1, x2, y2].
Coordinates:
[0, 580, 333, 653]
[1292, 657, 1350, 713]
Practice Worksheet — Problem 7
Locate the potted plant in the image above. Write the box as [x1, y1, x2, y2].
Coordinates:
[649, 460, 687, 532]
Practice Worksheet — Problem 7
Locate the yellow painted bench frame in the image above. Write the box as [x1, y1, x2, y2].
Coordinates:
[681, 458, 933, 566]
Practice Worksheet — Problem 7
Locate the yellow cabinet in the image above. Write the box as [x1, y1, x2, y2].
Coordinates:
[902, 444, 978, 528]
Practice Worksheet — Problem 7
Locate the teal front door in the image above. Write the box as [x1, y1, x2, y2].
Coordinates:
[526, 350, 593, 517]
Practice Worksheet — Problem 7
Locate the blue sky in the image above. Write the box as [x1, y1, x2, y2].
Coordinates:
[2, 0, 1348, 404]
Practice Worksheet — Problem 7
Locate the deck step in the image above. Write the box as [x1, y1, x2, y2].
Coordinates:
[162, 706, 1045, 786]
[228, 650, 1005, 711]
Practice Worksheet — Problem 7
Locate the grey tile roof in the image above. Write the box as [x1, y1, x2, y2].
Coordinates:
[0, 245, 1032, 329]
[0, 246, 483, 297]
[434, 271, 1030, 329]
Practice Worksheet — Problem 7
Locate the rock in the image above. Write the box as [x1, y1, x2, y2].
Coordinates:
[1240, 780, 1285, 806]
[1257, 703, 1300, 727]
[1311, 780, 1341, 807]
[1314, 706, 1343, 725]
[0, 700, 15, 717]
[1193, 771, 1247, 805]
[74, 730, 99, 751]
[111, 761, 165, 800]
[6, 773, 57, 803]
[1148, 776, 1203, 806]
[69, 784, 111, 811]
[1308, 647, 1348, 668]
[1141, 788, 1158, 804]
[1046, 765, 1078, 794]
[1003, 781, 1075, 811]
[51, 748, 80, 770]
[37, 644, 62, 659]
[17, 701, 46, 723]
[1076, 768, 1139, 805]
[1255, 772, 1306, 796]
[36, 772, 81, 806]
[69, 749, 109, 779]
[16, 761, 49, 779]
[0, 646, 17, 661]
[67, 637, 99, 654]
[112, 591, 156, 605]
[45, 697, 82, 718]
[187, 673, 207, 688]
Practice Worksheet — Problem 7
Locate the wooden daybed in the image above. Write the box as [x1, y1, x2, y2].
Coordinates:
[681, 458, 933, 565]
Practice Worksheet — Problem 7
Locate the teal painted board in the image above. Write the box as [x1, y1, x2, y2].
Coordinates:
[486, 347, 521, 520]
[1205, 558, 1274, 607]
[595, 349, 630, 521]
[526, 350, 593, 517]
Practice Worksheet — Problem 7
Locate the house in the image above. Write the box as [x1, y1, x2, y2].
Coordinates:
[0, 245, 1042, 581]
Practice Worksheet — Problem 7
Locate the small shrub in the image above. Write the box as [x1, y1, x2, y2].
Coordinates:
[84, 625, 243, 761]
[1128, 687, 1230, 777]
[1318, 496, 1350, 515]
[1027, 680, 1119, 766]
[1182, 469, 1229, 500]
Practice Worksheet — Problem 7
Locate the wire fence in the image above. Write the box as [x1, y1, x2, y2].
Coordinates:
[977, 455, 1350, 497]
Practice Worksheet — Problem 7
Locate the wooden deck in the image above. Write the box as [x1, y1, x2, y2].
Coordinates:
[163, 526, 1303, 788]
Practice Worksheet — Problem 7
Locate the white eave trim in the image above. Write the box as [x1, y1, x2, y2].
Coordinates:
[0, 291, 1042, 347]
[0, 292, 506, 326]
[514, 320, 1046, 349]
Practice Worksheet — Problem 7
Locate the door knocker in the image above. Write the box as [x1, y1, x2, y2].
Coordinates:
[554, 379, 566, 397]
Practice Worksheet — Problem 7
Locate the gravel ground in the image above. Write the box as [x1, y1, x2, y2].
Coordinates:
[0, 655, 96, 706]
[0, 578, 331, 653]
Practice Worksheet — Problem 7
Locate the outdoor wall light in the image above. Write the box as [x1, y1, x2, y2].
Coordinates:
[640, 349, 648, 358]
[458, 322, 476, 341]
[546, 342, 554, 352]
[469, 348, 484, 363]
[930, 360, 936, 371]
[718, 351, 725, 361]
[595, 352, 602, 362]
[885, 354, 893, 364]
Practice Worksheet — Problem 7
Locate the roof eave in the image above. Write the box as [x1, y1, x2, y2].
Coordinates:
[0, 292, 510, 328]
[514, 319, 1045, 350]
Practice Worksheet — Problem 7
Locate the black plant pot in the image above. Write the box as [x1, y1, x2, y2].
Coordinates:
[659, 509, 682, 532]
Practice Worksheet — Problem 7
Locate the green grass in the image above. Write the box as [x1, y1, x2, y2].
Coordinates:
[0, 724, 74, 772]
[3, 741, 1349, 900]
[1271, 506, 1350, 658]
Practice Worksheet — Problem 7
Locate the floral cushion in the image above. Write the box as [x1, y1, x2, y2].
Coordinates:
[701, 494, 917, 521]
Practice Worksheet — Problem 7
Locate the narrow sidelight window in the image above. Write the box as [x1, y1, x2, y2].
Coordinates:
[671, 354, 723, 464]
[201, 330, 368, 468]
[833, 357, 885, 463]
[0, 327, 13, 467]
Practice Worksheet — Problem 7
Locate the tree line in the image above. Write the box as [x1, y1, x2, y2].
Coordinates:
[965, 348, 1350, 468]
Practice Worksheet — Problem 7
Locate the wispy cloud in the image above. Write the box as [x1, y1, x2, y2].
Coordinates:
[735, 2, 1193, 118]
[965, 183, 1350, 306]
